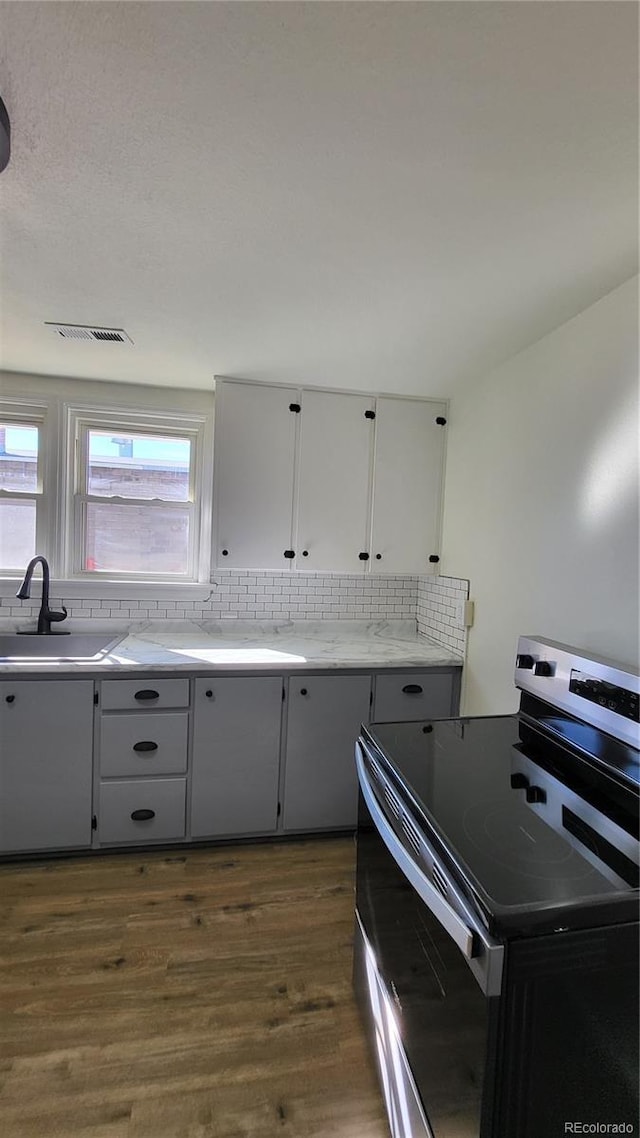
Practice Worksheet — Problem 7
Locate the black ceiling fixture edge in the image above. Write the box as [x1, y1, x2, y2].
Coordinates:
[0, 96, 10, 173]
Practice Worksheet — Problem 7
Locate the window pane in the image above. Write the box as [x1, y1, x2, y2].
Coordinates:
[0, 498, 36, 568]
[87, 431, 191, 501]
[0, 423, 39, 493]
[85, 503, 190, 574]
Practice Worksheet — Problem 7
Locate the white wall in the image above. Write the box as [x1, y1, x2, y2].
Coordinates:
[441, 276, 639, 715]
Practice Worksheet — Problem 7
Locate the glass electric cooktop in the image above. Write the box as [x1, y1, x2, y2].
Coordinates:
[362, 714, 639, 928]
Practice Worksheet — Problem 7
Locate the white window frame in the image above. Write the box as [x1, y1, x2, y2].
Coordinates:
[0, 400, 53, 573]
[63, 403, 212, 584]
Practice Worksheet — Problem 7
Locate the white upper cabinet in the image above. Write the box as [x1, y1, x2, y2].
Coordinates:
[296, 389, 374, 572]
[213, 379, 447, 574]
[213, 381, 297, 570]
[370, 397, 447, 574]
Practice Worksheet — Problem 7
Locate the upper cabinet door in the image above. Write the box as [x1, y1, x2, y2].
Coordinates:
[213, 381, 298, 569]
[295, 390, 374, 572]
[370, 398, 447, 574]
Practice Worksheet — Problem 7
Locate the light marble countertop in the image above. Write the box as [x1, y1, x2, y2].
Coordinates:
[0, 619, 463, 674]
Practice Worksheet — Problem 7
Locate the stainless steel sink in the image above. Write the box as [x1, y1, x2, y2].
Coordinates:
[0, 633, 124, 660]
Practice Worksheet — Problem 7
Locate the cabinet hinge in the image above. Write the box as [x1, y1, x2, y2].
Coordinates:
[91, 815, 97, 831]
[277, 801, 282, 817]
[93, 691, 99, 705]
[364, 409, 376, 420]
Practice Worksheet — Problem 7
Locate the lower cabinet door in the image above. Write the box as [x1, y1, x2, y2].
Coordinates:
[99, 778, 186, 844]
[0, 679, 94, 853]
[191, 677, 283, 838]
[284, 674, 372, 831]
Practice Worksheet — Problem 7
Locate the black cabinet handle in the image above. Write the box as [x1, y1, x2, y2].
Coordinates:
[300, 688, 308, 696]
[205, 689, 213, 698]
[289, 403, 301, 413]
[435, 416, 447, 426]
[134, 689, 159, 701]
[5, 694, 15, 704]
[375, 553, 382, 560]
[358, 552, 370, 561]
[428, 555, 440, 564]
[364, 409, 376, 420]
[221, 549, 229, 557]
[133, 741, 158, 753]
[284, 550, 295, 559]
[302, 550, 309, 557]
[402, 684, 423, 695]
[131, 809, 155, 821]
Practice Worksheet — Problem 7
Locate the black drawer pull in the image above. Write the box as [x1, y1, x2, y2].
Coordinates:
[131, 809, 155, 822]
[134, 689, 159, 701]
[132, 741, 158, 753]
[402, 684, 423, 695]
[300, 688, 308, 696]
[221, 549, 229, 556]
[358, 551, 370, 561]
[284, 549, 295, 559]
[289, 402, 301, 413]
[5, 694, 15, 704]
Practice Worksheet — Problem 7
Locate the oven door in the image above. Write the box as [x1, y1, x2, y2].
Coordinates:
[354, 740, 502, 1138]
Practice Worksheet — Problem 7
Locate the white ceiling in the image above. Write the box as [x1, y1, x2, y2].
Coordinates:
[0, 1, 637, 396]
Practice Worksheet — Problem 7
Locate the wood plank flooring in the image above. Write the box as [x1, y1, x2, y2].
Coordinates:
[0, 838, 388, 1138]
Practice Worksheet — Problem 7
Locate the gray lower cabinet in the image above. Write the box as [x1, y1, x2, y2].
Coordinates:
[100, 712, 189, 778]
[191, 676, 283, 838]
[373, 670, 457, 722]
[283, 674, 372, 831]
[99, 778, 187, 844]
[0, 679, 94, 853]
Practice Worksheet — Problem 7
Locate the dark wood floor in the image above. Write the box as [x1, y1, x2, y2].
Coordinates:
[0, 838, 388, 1138]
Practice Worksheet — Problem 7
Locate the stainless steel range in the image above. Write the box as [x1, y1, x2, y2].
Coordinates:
[354, 636, 639, 1138]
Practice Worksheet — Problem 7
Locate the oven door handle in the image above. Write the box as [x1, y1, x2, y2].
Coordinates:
[356, 742, 475, 961]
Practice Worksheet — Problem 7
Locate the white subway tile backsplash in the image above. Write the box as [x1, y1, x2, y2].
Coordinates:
[5, 568, 465, 655]
[416, 574, 469, 657]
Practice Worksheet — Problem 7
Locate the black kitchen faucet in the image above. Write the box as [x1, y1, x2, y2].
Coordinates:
[16, 555, 69, 635]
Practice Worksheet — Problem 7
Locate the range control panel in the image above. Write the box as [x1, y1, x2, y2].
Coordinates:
[569, 670, 639, 723]
[514, 636, 640, 750]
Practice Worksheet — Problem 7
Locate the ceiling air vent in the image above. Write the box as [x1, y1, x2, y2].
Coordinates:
[45, 323, 133, 344]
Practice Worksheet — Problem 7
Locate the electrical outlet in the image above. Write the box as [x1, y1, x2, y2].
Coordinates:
[455, 599, 475, 627]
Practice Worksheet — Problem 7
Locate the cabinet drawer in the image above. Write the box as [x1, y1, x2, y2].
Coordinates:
[98, 778, 186, 844]
[373, 672, 454, 722]
[100, 713, 188, 777]
[100, 678, 189, 710]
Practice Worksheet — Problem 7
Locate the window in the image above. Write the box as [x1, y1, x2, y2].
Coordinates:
[0, 411, 47, 572]
[0, 379, 212, 588]
[69, 412, 208, 580]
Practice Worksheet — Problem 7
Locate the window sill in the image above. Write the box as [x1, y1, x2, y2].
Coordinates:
[0, 578, 213, 603]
